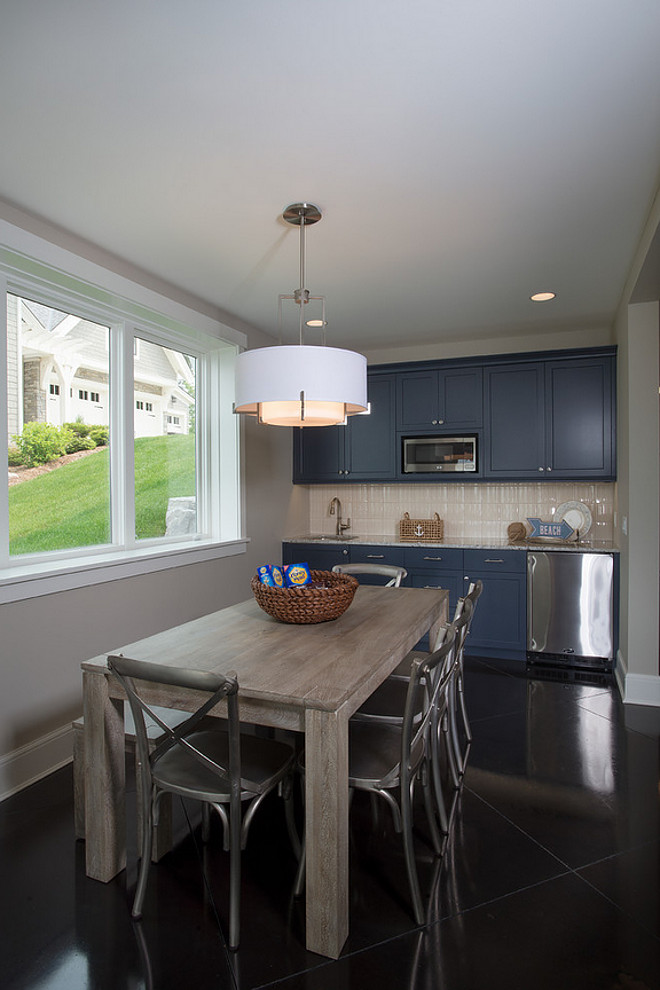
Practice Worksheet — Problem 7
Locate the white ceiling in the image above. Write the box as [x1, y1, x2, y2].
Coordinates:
[1, 0, 660, 352]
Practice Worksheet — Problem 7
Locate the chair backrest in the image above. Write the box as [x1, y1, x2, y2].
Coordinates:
[331, 562, 407, 587]
[451, 596, 473, 658]
[107, 654, 244, 795]
[401, 624, 457, 781]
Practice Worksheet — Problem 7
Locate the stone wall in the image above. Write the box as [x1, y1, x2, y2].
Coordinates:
[23, 358, 46, 425]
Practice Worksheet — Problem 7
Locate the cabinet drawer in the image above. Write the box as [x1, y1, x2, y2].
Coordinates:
[350, 545, 407, 566]
[463, 549, 527, 574]
[403, 547, 463, 570]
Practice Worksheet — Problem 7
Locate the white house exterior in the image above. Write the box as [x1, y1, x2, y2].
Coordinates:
[7, 296, 194, 440]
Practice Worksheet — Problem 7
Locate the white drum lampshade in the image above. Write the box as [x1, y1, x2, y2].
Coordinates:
[234, 345, 368, 427]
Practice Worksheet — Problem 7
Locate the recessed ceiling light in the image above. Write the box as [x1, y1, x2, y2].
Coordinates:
[306, 319, 328, 327]
[530, 291, 556, 302]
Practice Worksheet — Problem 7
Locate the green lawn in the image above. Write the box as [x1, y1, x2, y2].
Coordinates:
[9, 435, 196, 555]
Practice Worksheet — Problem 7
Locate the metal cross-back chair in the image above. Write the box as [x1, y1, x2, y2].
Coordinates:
[331, 562, 407, 586]
[353, 604, 472, 832]
[449, 579, 483, 776]
[295, 625, 457, 925]
[107, 655, 296, 950]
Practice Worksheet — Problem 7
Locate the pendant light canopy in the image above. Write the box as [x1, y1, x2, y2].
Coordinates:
[233, 203, 368, 427]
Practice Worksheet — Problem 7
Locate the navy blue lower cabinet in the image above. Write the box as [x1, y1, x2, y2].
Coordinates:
[282, 543, 350, 571]
[462, 549, 527, 660]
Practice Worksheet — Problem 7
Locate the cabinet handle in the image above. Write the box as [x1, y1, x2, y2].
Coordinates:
[438, 419, 444, 425]
[538, 466, 544, 472]
[366, 554, 385, 559]
[432, 419, 438, 425]
[485, 558, 504, 563]
[423, 555, 443, 560]
[342, 548, 349, 555]
[423, 584, 441, 589]
[547, 466, 552, 472]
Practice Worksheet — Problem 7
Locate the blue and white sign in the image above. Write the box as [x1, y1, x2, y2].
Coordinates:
[527, 517, 575, 541]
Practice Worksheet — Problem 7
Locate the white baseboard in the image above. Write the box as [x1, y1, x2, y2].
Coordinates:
[623, 672, 660, 707]
[0, 723, 74, 802]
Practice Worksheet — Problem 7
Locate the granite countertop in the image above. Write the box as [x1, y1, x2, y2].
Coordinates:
[283, 534, 619, 553]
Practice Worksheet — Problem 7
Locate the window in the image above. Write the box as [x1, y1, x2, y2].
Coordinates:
[1, 229, 245, 602]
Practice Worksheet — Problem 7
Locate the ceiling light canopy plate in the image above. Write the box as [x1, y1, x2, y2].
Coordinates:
[282, 202, 322, 226]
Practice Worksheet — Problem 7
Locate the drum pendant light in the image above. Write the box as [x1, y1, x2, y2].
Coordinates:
[233, 203, 368, 427]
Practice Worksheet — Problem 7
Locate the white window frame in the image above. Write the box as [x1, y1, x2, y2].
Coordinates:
[0, 220, 247, 604]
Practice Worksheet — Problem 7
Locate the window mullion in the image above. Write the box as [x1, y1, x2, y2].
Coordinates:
[0, 276, 9, 566]
[109, 322, 135, 548]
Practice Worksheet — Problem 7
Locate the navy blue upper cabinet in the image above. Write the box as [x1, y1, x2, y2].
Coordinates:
[397, 367, 483, 432]
[293, 348, 616, 484]
[483, 351, 615, 481]
[293, 373, 397, 483]
[545, 357, 614, 478]
[483, 363, 546, 478]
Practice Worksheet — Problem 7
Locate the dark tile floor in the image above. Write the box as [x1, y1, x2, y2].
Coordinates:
[2, 657, 660, 989]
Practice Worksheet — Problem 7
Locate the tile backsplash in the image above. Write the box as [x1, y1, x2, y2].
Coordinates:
[302, 482, 616, 542]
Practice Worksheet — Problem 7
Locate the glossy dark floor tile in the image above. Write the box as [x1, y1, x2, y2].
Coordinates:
[2, 660, 659, 989]
[273, 873, 660, 990]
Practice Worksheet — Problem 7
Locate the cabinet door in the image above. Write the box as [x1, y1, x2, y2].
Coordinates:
[439, 367, 483, 429]
[397, 371, 440, 431]
[546, 357, 614, 479]
[346, 375, 397, 480]
[398, 367, 483, 432]
[483, 363, 545, 478]
[282, 543, 350, 570]
[292, 425, 345, 483]
[463, 550, 527, 659]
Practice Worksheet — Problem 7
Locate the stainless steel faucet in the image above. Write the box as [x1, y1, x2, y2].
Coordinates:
[329, 496, 351, 537]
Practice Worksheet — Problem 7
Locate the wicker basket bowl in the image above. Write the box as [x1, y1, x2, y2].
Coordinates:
[251, 570, 359, 624]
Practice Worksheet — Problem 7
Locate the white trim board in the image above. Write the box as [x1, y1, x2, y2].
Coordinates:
[0, 723, 74, 802]
[622, 673, 660, 707]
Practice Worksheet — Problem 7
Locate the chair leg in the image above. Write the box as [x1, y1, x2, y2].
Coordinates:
[401, 778, 424, 925]
[420, 763, 443, 856]
[228, 799, 242, 950]
[132, 785, 156, 919]
[430, 709, 450, 834]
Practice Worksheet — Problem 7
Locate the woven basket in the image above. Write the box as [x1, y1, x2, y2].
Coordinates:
[251, 570, 359, 625]
[399, 512, 444, 541]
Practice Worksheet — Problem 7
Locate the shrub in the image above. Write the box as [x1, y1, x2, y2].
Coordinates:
[63, 420, 91, 438]
[88, 425, 109, 447]
[63, 431, 96, 455]
[8, 444, 22, 467]
[12, 421, 68, 467]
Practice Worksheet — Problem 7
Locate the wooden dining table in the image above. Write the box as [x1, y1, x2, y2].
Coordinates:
[81, 583, 448, 959]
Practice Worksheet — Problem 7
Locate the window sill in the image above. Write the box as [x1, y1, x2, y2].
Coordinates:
[0, 539, 249, 604]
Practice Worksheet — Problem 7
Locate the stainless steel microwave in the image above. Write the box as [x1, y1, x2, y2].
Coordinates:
[402, 435, 477, 474]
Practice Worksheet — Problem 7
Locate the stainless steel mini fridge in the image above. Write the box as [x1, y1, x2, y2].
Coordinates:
[527, 551, 615, 669]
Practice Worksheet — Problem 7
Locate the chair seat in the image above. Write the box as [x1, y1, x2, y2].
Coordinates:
[153, 730, 294, 802]
[348, 720, 424, 789]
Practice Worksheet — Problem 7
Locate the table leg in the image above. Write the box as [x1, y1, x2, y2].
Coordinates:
[83, 670, 126, 881]
[304, 707, 349, 959]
